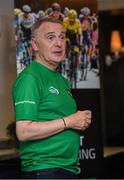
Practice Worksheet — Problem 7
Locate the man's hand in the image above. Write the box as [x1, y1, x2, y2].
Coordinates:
[64, 110, 92, 131]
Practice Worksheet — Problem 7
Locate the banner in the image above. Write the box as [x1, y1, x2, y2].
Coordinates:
[14, 0, 100, 89]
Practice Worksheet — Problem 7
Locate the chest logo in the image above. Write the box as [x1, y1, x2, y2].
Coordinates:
[49, 86, 59, 95]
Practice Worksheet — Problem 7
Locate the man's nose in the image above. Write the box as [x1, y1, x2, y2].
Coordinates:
[55, 38, 62, 46]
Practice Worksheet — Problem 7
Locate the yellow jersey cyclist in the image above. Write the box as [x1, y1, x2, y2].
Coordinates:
[63, 9, 82, 68]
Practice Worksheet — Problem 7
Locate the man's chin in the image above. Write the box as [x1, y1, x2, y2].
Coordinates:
[53, 57, 65, 62]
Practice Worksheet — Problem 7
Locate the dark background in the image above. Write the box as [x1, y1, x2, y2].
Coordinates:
[99, 9, 124, 146]
[72, 89, 103, 178]
[14, 0, 97, 13]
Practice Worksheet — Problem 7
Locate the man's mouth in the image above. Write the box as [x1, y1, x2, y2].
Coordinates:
[53, 51, 63, 56]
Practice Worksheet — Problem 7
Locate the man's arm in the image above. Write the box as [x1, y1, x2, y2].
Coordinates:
[16, 118, 65, 141]
[16, 110, 91, 141]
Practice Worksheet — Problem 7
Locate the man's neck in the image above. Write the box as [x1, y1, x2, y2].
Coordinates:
[35, 53, 58, 71]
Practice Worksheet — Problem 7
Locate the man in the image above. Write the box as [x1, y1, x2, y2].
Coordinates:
[12, 17, 91, 179]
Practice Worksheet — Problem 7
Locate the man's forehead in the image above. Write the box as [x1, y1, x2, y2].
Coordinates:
[39, 22, 65, 34]
[45, 31, 65, 36]
[40, 22, 64, 30]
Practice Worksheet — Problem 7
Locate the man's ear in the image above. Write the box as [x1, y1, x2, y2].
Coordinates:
[31, 38, 39, 51]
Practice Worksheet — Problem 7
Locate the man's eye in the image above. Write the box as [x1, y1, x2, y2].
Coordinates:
[47, 36, 54, 40]
[60, 35, 66, 40]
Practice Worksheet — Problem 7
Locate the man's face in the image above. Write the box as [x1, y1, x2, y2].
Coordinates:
[36, 22, 66, 65]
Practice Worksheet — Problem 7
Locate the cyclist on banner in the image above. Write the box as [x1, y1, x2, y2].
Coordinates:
[63, 7, 69, 17]
[14, 8, 24, 67]
[79, 7, 91, 50]
[63, 9, 82, 87]
[79, 7, 92, 80]
[63, 9, 82, 66]
[19, 5, 35, 67]
[14, 8, 22, 40]
[19, 4, 35, 41]
[49, 2, 64, 21]
[37, 10, 45, 20]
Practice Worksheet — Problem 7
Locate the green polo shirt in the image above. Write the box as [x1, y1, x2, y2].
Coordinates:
[12, 60, 80, 174]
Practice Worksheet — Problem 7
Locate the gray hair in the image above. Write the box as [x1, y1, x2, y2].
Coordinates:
[31, 16, 63, 38]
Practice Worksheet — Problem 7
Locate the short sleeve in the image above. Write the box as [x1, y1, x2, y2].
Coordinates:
[12, 74, 41, 121]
